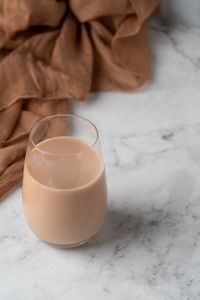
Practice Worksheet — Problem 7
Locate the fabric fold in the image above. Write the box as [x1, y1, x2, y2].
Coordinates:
[0, 0, 159, 199]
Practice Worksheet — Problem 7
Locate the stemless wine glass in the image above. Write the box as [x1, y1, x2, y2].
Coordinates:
[22, 114, 107, 248]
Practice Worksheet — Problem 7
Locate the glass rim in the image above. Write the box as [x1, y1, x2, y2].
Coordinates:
[29, 113, 99, 157]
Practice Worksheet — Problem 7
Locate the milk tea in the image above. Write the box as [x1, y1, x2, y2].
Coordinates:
[23, 137, 107, 245]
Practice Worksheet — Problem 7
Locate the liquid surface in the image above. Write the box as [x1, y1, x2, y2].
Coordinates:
[29, 136, 103, 189]
[23, 137, 107, 245]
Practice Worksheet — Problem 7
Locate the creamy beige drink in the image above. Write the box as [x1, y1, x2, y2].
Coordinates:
[23, 136, 107, 246]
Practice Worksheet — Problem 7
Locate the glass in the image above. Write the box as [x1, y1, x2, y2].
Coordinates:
[22, 114, 107, 248]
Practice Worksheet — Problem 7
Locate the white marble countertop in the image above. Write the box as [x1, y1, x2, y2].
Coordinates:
[1, 20, 200, 300]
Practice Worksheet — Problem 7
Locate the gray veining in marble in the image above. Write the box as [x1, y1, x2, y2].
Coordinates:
[1, 18, 200, 300]
[162, 0, 200, 27]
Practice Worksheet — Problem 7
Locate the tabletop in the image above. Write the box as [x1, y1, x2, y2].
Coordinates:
[1, 20, 200, 300]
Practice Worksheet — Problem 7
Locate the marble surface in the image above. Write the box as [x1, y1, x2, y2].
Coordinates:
[1, 19, 200, 300]
[162, 0, 200, 27]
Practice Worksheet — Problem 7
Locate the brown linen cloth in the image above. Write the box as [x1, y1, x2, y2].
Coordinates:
[0, 0, 159, 199]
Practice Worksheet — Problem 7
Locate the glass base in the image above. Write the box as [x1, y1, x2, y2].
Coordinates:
[44, 237, 92, 249]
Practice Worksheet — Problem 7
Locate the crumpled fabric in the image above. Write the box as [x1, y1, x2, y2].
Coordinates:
[0, 0, 159, 199]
